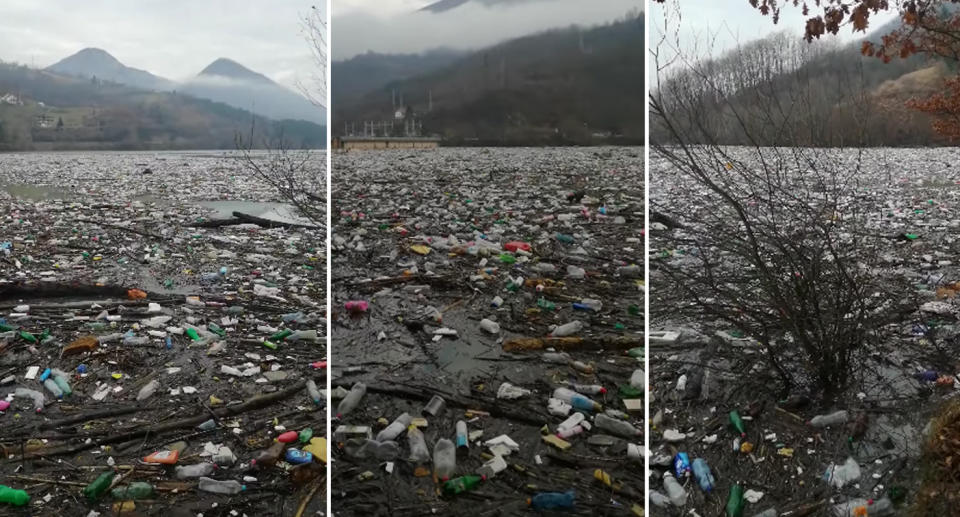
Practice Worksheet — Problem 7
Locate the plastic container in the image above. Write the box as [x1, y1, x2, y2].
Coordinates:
[550, 321, 583, 337]
[337, 382, 366, 418]
[0, 485, 29, 506]
[137, 379, 160, 401]
[433, 438, 456, 481]
[306, 380, 323, 405]
[479, 319, 500, 334]
[528, 490, 575, 510]
[43, 378, 63, 399]
[809, 410, 849, 427]
[552, 388, 601, 412]
[692, 458, 715, 492]
[376, 413, 412, 442]
[198, 477, 245, 495]
[455, 420, 468, 450]
[662, 471, 688, 507]
[594, 413, 640, 437]
[174, 463, 217, 479]
[407, 425, 430, 463]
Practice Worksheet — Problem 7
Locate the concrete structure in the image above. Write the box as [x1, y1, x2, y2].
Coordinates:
[332, 136, 441, 150]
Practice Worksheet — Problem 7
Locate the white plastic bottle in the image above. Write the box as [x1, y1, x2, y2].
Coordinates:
[407, 426, 430, 463]
[662, 471, 688, 507]
[550, 321, 583, 337]
[376, 413, 412, 442]
[137, 379, 160, 401]
[479, 319, 500, 334]
[337, 382, 366, 418]
[175, 463, 217, 479]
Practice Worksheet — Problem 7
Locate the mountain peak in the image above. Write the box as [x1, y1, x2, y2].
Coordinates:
[199, 58, 273, 84]
[51, 48, 123, 70]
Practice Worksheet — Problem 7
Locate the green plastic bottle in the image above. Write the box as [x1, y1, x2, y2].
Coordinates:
[270, 329, 293, 341]
[499, 253, 517, 264]
[442, 475, 483, 495]
[262, 340, 278, 350]
[83, 471, 116, 502]
[729, 410, 746, 437]
[0, 485, 29, 506]
[52, 375, 72, 397]
[111, 482, 154, 500]
[19, 331, 37, 343]
[555, 233, 575, 244]
[185, 328, 201, 341]
[725, 484, 744, 517]
[0, 323, 14, 332]
[626, 347, 644, 358]
[537, 297, 556, 311]
[299, 428, 314, 444]
[207, 323, 226, 338]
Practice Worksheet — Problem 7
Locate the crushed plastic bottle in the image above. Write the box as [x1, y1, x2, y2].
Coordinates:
[198, 477, 245, 495]
[175, 463, 217, 479]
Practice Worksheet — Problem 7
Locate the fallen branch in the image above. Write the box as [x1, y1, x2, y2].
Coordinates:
[502, 335, 643, 352]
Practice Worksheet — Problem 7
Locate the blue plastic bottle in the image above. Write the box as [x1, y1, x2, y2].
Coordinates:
[528, 490, 575, 510]
[673, 452, 691, 478]
[692, 458, 715, 492]
[285, 449, 313, 465]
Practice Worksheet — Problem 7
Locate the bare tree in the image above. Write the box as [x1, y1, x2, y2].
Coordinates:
[235, 6, 327, 227]
[650, 2, 915, 399]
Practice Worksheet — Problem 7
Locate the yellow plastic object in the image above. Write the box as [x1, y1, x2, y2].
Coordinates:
[304, 437, 327, 464]
[410, 245, 431, 255]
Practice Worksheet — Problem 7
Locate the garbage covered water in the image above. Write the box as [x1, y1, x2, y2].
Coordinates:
[330, 147, 644, 516]
[0, 151, 326, 515]
[648, 147, 960, 516]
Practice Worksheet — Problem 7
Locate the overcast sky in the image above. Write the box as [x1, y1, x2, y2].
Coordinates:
[650, 0, 899, 65]
[0, 0, 325, 90]
[333, 0, 642, 60]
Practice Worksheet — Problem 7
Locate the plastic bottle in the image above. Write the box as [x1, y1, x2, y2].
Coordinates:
[649, 490, 672, 508]
[345, 438, 399, 460]
[15, 387, 45, 412]
[568, 383, 606, 395]
[542, 352, 572, 364]
[50, 370, 72, 396]
[376, 413, 412, 442]
[550, 321, 583, 337]
[455, 420, 468, 450]
[479, 319, 500, 334]
[198, 477, 245, 495]
[337, 382, 366, 418]
[269, 329, 293, 341]
[212, 447, 237, 465]
[557, 412, 585, 433]
[252, 442, 286, 469]
[528, 490, 575, 510]
[662, 471, 688, 507]
[594, 413, 640, 437]
[824, 457, 861, 488]
[288, 329, 319, 342]
[0, 485, 29, 506]
[137, 379, 160, 401]
[175, 463, 217, 479]
[809, 410, 849, 428]
[83, 471, 116, 502]
[433, 438, 456, 481]
[285, 449, 313, 464]
[552, 388, 601, 412]
[43, 378, 64, 399]
[692, 458, 715, 492]
[408, 425, 430, 463]
[730, 410, 746, 437]
[111, 482, 153, 500]
[557, 425, 585, 439]
[673, 452, 692, 478]
[306, 380, 322, 405]
[442, 475, 483, 495]
[726, 484, 745, 517]
[867, 496, 894, 516]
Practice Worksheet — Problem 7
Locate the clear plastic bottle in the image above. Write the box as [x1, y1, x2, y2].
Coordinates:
[174, 463, 217, 479]
[337, 382, 366, 418]
[649, 490, 672, 508]
[50, 369, 73, 396]
[479, 319, 500, 334]
[306, 380, 323, 405]
[867, 496, 894, 516]
[809, 410, 849, 427]
[824, 457, 861, 489]
[433, 438, 456, 481]
[662, 471, 688, 507]
[692, 458, 715, 492]
[43, 378, 64, 399]
[550, 321, 584, 337]
[594, 414, 640, 437]
[15, 387, 45, 412]
[542, 352, 572, 364]
[407, 425, 430, 463]
[552, 388, 601, 412]
[568, 383, 606, 395]
[557, 425, 584, 439]
[376, 413, 411, 442]
[630, 369, 644, 389]
[137, 379, 160, 401]
[197, 477, 245, 495]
